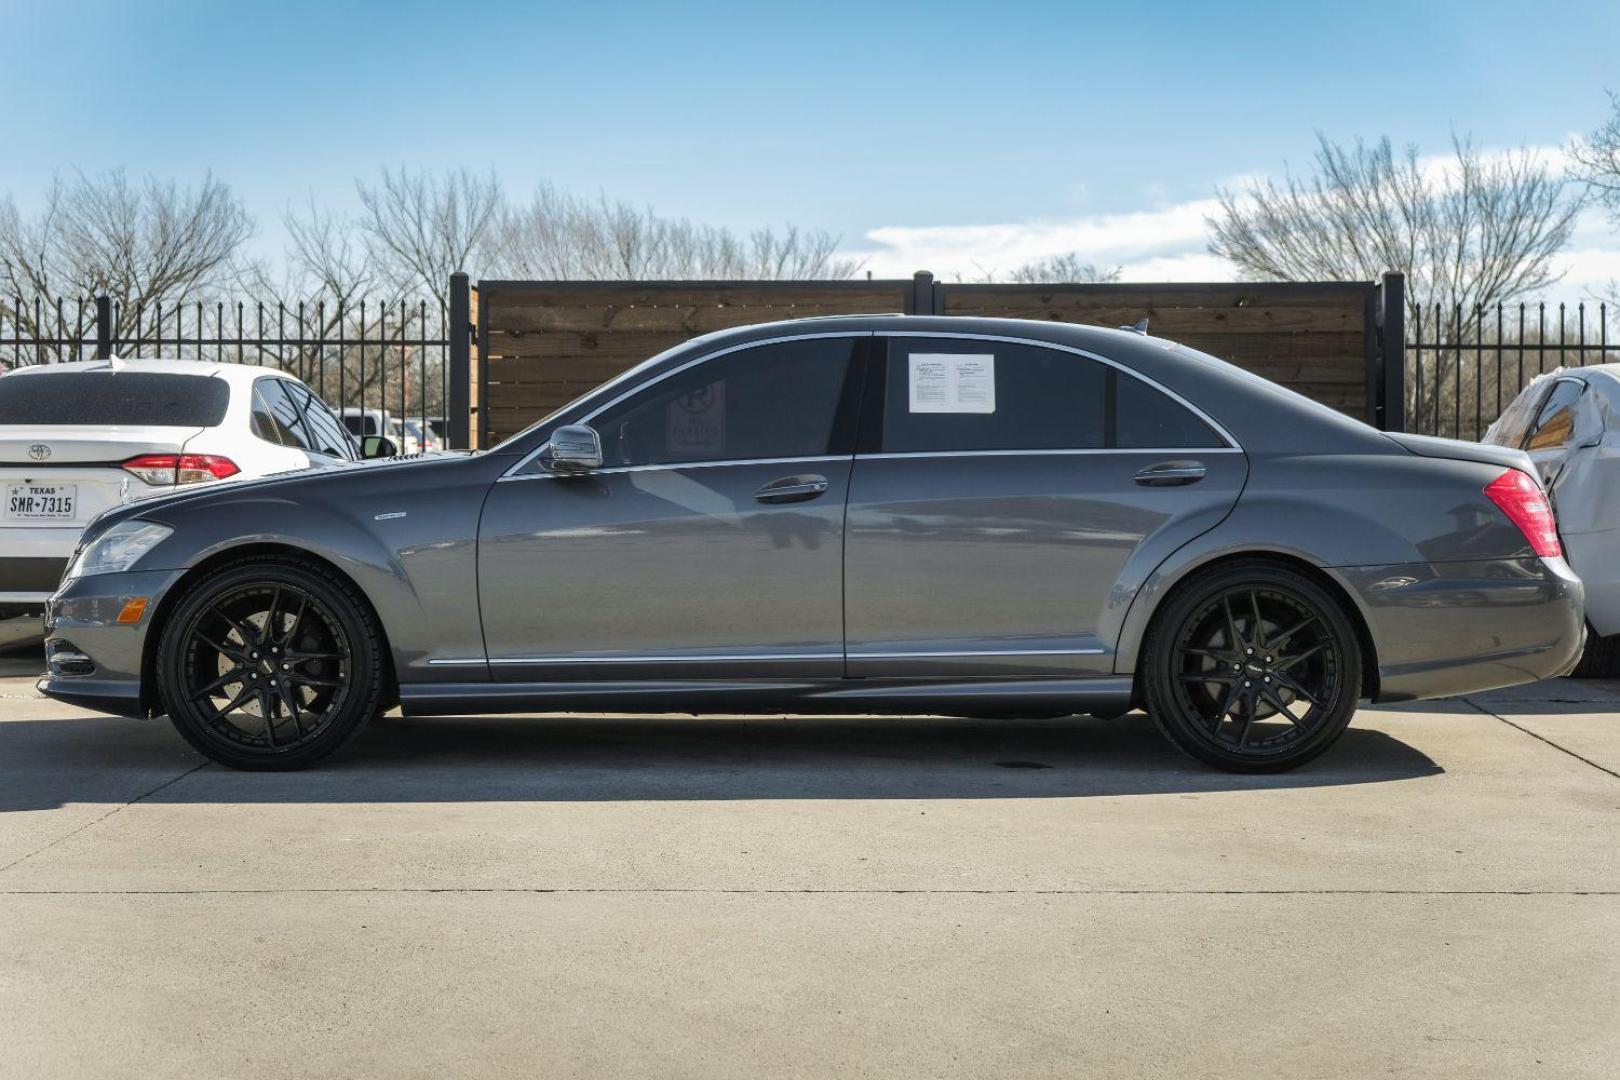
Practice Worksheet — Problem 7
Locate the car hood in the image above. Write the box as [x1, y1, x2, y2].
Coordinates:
[80, 451, 473, 541]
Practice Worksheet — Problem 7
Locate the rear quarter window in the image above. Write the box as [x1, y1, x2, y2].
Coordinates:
[0, 372, 230, 426]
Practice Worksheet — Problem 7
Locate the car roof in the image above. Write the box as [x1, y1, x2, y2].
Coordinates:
[2, 356, 301, 386]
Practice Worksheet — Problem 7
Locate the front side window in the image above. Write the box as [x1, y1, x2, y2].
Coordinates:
[880, 338, 1220, 453]
[1523, 379, 1585, 451]
[589, 338, 860, 468]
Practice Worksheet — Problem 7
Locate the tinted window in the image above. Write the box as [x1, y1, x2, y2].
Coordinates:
[1524, 379, 1584, 451]
[253, 379, 313, 450]
[882, 339, 1108, 452]
[284, 382, 354, 458]
[591, 338, 859, 467]
[1115, 373, 1223, 448]
[0, 371, 230, 426]
[342, 413, 379, 436]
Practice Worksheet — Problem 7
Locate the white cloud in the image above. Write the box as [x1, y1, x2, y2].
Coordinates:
[851, 142, 1619, 299]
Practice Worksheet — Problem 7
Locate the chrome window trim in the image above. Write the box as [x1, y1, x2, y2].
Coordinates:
[497, 453, 852, 483]
[857, 447, 1242, 460]
[875, 330, 1241, 450]
[502, 331, 871, 479]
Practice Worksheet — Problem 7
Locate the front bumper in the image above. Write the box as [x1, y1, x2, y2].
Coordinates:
[1332, 556, 1586, 703]
[35, 567, 186, 719]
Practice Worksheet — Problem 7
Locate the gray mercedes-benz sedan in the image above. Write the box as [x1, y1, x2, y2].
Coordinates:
[38, 315, 1585, 772]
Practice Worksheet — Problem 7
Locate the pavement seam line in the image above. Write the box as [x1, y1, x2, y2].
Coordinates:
[0, 762, 210, 877]
[0, 888, 1615, 897]
[1459, 696, 1620, 780]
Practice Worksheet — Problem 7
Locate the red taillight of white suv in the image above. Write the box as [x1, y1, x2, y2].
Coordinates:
[1483, 468, 1561, 557]
[121, 453, 241, 486]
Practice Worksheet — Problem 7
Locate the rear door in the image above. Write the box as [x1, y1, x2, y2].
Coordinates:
[844, 334, 1247, 677]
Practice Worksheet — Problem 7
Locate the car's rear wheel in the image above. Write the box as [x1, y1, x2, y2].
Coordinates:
[1141, 561, 1362, 773]
[157, 559, 386, 770]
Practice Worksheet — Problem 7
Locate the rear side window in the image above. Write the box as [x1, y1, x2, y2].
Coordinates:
[880, 339, 1221, 452]
[882, 340, 1108, 452]
[252, 379, 314, 450]
[1115, 374, 1224, 448]
[0, 372, 230, 426]
[285, 383, 354, 458]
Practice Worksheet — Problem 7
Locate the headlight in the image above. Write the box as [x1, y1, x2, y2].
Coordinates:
[66, 520, 173, 578]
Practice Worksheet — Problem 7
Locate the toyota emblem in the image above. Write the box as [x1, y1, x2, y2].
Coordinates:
[28, 444, 50, 461]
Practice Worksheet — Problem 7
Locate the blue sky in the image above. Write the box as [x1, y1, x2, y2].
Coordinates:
[4, 0, 1619, 289]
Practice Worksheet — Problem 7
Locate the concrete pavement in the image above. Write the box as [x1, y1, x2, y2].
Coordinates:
[0, 652, 1615, 1078]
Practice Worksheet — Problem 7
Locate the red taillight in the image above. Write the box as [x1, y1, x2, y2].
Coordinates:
[1484, 469, 1561, 558]
[121, 453, 240, 486]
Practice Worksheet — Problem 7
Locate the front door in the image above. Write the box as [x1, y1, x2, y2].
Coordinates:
[477, 335, 866, 681]
[844, 335, 1247, 677]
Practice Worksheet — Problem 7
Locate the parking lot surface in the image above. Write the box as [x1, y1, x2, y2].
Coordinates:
[0, 649, 1616, 1079]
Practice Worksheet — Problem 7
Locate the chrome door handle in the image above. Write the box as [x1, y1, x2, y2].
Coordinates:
[1134, 460, 1206, 486]
[754, 474, 829, 503]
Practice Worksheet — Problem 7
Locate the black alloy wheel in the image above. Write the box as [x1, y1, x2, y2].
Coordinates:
[158, 559, 386, 770]
[1142, 561, 1362, 772]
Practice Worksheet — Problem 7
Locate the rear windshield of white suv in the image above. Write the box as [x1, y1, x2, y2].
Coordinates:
[0, 372, 231, 426]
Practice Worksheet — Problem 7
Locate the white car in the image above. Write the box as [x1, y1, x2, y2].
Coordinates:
[339, 407, 414, 453]
[0, 357, 359, 616]
[1484, 363, 1620, 675]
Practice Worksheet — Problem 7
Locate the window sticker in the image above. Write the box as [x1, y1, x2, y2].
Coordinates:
[908, 354, 996, 414]
[666, 379, 726, 456]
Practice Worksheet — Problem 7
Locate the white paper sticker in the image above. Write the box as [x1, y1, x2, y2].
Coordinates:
[908, 354, 996, 414]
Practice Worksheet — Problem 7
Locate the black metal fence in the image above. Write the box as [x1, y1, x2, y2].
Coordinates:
[0, 292, 453, 438]
[1409, 300, 1618, 441]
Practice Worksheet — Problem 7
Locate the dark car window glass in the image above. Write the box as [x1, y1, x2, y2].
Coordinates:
[0, 372, 230, 426]
[283, 382, 353, 458]
[1115, 373, 1224, 448]
[590, 338, 859, 468]
[342, 413, 379, 436]
[881, 339, 1107, 452]
[254, 379, 314, 451]
[1524, 379, 1584, 451]
[250, 388, 284, 445]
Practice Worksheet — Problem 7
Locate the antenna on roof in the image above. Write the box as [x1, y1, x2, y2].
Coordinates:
[1119, 317, 1149, 335]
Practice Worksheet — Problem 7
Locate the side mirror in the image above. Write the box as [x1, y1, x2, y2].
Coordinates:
[539, 424, 603, 474]
[361, 435, 398, 459]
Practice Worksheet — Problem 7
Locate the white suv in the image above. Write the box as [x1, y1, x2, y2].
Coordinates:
[0, 357, 359, 615]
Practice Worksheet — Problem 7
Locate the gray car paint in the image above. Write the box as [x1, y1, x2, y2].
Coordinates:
[39, 315, 1585, 722]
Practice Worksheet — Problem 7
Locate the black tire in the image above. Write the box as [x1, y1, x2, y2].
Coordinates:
[1140, 560, 1363, 773]
[1571, 626, 1620, 679]
[156, 558, 387, 770]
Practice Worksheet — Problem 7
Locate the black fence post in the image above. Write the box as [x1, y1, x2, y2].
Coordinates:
[906, 271, 936, 316]
[447, 272, 471, 450]
[1376, 271, 1407, 432]
[94, 295, 112, 359]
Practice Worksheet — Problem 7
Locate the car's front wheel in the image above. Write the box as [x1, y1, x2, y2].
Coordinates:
[156, 558, 387, 770]
[1141, 560, 1363, 773]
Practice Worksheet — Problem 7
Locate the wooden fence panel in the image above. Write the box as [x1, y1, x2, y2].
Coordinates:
[474, 277, 1376, 443]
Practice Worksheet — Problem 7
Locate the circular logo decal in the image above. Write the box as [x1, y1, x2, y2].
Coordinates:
[28, 444, 50, 461]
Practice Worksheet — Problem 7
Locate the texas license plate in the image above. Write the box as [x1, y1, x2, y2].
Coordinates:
[5, 483, 77, 519]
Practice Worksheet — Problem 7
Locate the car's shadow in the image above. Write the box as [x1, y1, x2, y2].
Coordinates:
[0, 710, 1443, 812]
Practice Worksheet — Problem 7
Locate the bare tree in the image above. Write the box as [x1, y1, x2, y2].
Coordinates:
[355, 168, 503, 298]
[0, 169, 252, 348]
[1006, 253, 1122, 284]
[1571, 91, 1620, 216]
[1207, 134, 1580, 431]
[489, 185, 859, 280]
